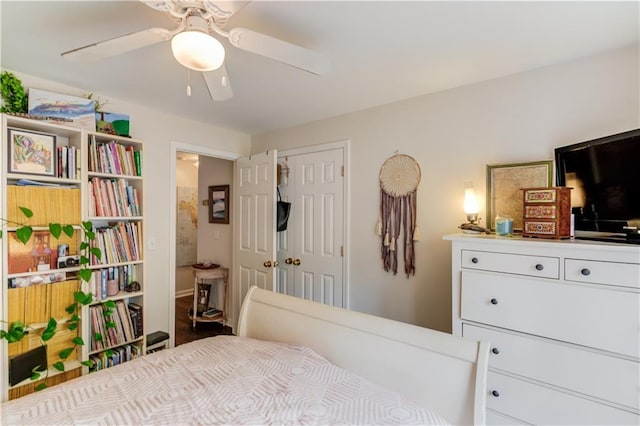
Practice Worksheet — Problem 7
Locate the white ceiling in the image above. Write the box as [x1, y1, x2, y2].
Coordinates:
[1, 1, 638, 135]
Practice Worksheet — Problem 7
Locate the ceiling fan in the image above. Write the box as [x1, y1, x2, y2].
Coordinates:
[61, 0, 330, 101]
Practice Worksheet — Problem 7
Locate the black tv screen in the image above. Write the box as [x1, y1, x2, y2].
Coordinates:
[555, 128, 640, 243]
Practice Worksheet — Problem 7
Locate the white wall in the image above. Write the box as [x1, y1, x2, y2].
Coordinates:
[196, 156, 233, 270]
[251, 46, 640, 333]
[8, 71, 252, 337]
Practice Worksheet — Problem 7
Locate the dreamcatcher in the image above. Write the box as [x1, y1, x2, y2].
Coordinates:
[376, 154, 421, 277]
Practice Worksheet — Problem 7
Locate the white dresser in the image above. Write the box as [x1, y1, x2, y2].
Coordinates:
[444, 234, 640, 425]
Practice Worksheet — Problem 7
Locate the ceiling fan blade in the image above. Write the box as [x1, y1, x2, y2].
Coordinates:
[61, 28, 172, 61]
[228, 27, 330, 75]
[202, 65, 234, 101]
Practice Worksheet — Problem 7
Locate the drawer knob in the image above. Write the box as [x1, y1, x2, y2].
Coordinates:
[491, 390, 500, 398]
[471, 257, 479, 264]
[490, 298, 498, 305]
[491, 347, 500, 355]
[535, 263, 544, 271]
[581, 268, 591, 276]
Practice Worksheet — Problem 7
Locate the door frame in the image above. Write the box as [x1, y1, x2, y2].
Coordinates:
[168, 141, 240, 348]
[277, 140, 351, 308]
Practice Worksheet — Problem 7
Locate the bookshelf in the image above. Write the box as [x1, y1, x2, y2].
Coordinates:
[83, 131, 144, 375]
[0, 115, 145, 401]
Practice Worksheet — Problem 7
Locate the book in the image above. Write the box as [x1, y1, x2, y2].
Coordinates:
[202, 308, 222, 318]
[128, 303, 143, 338]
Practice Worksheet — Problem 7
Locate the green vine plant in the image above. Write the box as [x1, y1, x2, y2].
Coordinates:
[0, 208, 103, 390]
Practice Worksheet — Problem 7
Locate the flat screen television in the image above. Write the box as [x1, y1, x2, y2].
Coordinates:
[555, 128, 640, 244]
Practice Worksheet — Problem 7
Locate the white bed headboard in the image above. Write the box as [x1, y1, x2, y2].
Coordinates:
[237, 286, 489, 425]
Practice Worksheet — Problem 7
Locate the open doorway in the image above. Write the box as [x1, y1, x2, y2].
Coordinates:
[168, 142, 239, 348]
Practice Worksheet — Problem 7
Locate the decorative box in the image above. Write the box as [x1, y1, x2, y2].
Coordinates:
[522, 187, 572, 239]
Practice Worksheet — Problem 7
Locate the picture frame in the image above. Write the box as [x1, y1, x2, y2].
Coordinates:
[208, 185, 230, 224]
[486, 160, 553, 232]
[7, 127, 57, 176]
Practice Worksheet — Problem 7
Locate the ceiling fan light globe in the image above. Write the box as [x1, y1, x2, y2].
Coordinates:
[171, 30, 225, 72]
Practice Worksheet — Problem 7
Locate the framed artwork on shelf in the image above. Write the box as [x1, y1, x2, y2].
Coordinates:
[208, 184, 230, 224]
[486, 160, 553, 232]
[7, 127, 56, 176]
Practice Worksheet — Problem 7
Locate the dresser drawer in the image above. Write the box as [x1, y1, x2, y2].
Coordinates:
[565, 259, 640, 289]
[463, 323, 640, 409]
[461, 249, 559, 279]
[461, 270, 640, 357]
[487, 372, 639, 425]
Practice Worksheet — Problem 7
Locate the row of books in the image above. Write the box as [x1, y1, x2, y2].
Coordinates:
[87, 265, 137, 301]
[89, 301, 143, 352]
[6, 185, 81, 226]
[88, 137, 142, 177]
[57, 145, 80, 179]
[7, 279, 78, 324]
[89, 177, 141, 217]
[88, 343, 143, 373]
[91, 222, 142, 265]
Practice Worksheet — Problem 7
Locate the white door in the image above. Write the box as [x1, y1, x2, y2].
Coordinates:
[232, 151, 277, 324]
[276, 147, 345, 307]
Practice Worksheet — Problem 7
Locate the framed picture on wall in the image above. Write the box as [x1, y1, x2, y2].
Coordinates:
[486, 160, 553, 231]
[208, 185, 230, 224]
[7, 127, 57, 176]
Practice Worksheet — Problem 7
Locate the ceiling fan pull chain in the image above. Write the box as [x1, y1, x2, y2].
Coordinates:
[186, 68, 192, 97]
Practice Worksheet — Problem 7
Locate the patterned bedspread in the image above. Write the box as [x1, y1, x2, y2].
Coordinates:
[1, 336, 448, 425]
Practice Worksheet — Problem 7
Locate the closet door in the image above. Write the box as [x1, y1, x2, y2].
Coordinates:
[277, 148, 345, 307]
[233, 151, 277, 319]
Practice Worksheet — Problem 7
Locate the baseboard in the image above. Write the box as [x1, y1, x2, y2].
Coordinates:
[176, 289, 194, 299]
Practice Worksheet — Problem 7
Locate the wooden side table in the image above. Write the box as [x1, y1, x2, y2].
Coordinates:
[190, 266, 228, 327]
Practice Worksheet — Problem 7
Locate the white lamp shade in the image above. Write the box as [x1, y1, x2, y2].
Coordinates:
[171, 30, 225, 72]
[464, 188, 479, 214]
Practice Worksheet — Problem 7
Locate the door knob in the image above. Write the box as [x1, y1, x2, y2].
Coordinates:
[273, 260, 279, 267]
[263, 260, 272, 268]
[285, 257, 293, 265]
[293, 258, 301, 266]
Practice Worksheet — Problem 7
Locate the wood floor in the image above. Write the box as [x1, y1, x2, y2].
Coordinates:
[174, 295, 233, 346]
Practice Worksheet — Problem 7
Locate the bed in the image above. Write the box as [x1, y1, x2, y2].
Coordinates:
[2, 286, 489, 425]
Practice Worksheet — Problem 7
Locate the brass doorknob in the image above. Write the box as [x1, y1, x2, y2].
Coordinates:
[263, 260, 272, 268]
[293, 258, 301, 266]
[285, 257, 293, 264]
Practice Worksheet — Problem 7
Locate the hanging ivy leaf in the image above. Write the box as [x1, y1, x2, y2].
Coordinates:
[79, 241, 89, 251]
[90, 247, 102, 260]
[41, 318, 58, 341]
[6, 322, 26, 343]
[94, 332, 103, 342]
[81, 360, 95, 368]
[59, 347, 74, 360]
[53, 361, 65, 371]
[65, 303, 77, 314]
[18, 207, 33, 218]
[104, 300, 116, 309]
[49, 223, 62, 239]
[78, 268, 92, 283]
[35, 383, 47, 391]
[62, 225, 75, 238]
[72, 336, 84, 346]
[15, 226, 33, 244]
[68, 322, 78, 331]
[106, 321, 116, 329]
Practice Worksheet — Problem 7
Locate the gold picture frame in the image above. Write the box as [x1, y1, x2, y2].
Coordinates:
[486, 160, 553, 231]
